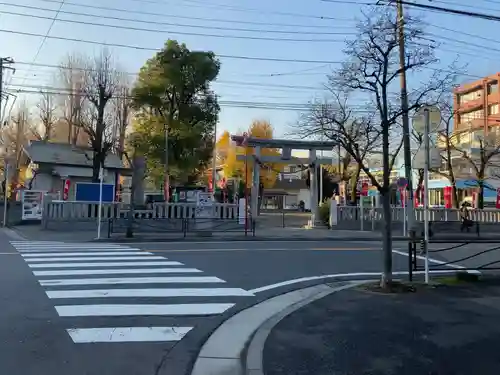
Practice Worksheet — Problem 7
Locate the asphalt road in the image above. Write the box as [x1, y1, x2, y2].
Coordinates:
[0, 237, 437, 375]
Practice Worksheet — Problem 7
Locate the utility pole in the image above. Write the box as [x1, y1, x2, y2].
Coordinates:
[0, 57, 15, 127]
[0, 57, 15, 227]
[396, 1, 415, 233]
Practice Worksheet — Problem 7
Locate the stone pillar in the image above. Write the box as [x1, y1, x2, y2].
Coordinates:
[132, 156, 146, 207]
[251, 146, 261, 219]
[329, 198, 338, 228]
[309, 149, 319, 227]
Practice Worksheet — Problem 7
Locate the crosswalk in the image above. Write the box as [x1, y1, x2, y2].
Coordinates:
[10, 241, 254, 344]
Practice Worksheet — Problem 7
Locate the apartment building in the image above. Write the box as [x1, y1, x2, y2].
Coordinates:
[453, 73, 500, 137]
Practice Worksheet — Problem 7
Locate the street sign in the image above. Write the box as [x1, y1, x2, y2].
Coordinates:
[412, 146, 442, 169]
[412, 105, 441, 134]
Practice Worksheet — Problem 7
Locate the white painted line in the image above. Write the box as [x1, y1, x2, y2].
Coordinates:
[40, 276, 226, 286]
[248, 270, 464, 294]
[47, 288, 254, 299]
[16, 248, 142, 253]
[22, 252, 150, 257]
[55, 303, 235, 316]
[15, 247, 139, 251]
[33, 268, 202, 276]
[67, 326, 193, 343]
[29, 261, 182, 268]
[25, 256, 166, 262]
[11, 244, 125, 247]
[10, 242, 124, 246]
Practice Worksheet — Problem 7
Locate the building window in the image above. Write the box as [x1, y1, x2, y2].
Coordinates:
[488, 104, 499, 115]
[488, 81, 499, 94]
[458, 89, 482, 104]
[289, 166, 296, 173]
[460, 109, 484, 124]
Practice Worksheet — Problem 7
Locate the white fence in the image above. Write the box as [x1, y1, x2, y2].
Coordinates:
[338, 206, 500, 223]
[42, 201, 239, 223]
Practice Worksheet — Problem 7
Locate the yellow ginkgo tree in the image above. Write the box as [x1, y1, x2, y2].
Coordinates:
[221, 120, 282, 188]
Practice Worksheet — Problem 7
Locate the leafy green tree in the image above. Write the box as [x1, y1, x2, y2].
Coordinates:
[130, 40, 220, 185]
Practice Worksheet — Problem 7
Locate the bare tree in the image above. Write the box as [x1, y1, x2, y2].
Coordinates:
[57, 53, 86, 145]
[34, 92, 56, 141]
[81, 50, 119, 182]
[299, 7, 455, 287]
[111, 75, 132, 159]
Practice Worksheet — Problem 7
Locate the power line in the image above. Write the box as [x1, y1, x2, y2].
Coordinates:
[377, 0, 500, 21]
[31, 0, 354, 29]
[0, 10, 350, 43]
[11, 59, 480, 88]
[0, 2, 356, 36]
[1, 29, 346, 64]
[122, 0, 350, 21]
[8, 80, 326, 92]
[19, 0, 66, 85]
[34, 0, 353, 22]
[426, 0, 500, 13]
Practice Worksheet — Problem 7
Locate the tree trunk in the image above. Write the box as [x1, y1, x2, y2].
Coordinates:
[380, 189, 393, 288]
[350, 167, 361, 203]
[92, 152, 103, 182]
[478, 180, 484, 209]
[451, 182, 459, 209]
[380, 114, 392, 288]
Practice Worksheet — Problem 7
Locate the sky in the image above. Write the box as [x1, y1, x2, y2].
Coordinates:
[1, 0, 500, 140]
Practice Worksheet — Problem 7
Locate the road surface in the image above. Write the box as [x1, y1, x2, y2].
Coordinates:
[0, 237, 440, 375]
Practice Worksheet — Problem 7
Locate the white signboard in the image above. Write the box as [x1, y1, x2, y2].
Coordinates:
[195, 192, 214, 218]
[22, 190, 45, 220]
[412, 147, 442, 169]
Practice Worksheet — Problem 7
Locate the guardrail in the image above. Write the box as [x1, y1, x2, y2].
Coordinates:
[107, 217, 255, 238]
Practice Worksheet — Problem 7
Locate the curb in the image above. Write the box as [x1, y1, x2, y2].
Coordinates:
[244, 281, 366, 375]
[92, 236, 395, 243]
[1, 227, 28, 241]
[189, 281, 365, 375]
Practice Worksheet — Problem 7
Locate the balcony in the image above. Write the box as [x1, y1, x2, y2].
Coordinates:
[457, 98, 483, 113]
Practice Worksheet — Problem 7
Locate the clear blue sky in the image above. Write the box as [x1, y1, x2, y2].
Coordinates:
[1, 0, 500, 138]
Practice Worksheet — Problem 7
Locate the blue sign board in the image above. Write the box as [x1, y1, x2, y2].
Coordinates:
[75, 183, 115, 202]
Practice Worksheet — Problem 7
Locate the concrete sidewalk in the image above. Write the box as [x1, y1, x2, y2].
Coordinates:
[13, 223, 500, 244]
[10, 225, 392, 242]
[261, 278, 500, 375]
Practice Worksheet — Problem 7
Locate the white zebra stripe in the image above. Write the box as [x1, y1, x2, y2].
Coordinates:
[33, 268, 202, 276]
[40, 276, 225, 286]
[46, 288, 254, 299]
[67, 326, 193, 343]
[56, 303, 235, 317]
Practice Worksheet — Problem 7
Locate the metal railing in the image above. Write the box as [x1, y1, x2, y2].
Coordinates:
[107, 217, 255, 238]
[408, 234, 500, 281]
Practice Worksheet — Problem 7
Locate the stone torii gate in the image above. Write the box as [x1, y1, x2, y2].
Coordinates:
[231, 135, 338, 227]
